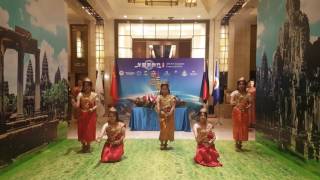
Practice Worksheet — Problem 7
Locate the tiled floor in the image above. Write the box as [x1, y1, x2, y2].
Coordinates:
[67, 115, 255, 140]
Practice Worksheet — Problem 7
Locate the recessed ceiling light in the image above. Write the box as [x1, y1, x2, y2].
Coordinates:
[124, 15, 127, 18]
[104, 74, 110, 80]
[197, 15, 201, 18]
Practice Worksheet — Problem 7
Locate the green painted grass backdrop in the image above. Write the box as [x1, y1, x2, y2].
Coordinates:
[0, 122, 319, 180]
[0, 138, 319, 180]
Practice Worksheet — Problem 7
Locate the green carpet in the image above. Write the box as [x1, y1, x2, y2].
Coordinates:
[0, 139, 319, 180]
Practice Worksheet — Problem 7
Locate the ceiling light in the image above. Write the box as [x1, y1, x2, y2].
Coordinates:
[221, 0, 246, 25]
[128, 0, 179, 7]
[78, 0, 103, 22]
[185, 0, 197, 7]
[124, 15, 127, 18]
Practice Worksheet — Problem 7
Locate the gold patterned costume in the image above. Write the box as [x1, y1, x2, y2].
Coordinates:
[231, 91, 251, 141]
[157, 94, 176, 141]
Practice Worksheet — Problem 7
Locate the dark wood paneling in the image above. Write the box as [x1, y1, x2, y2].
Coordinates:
[132, 40, 146, 58]
[250, 24, 257, 81]
[179, 40, 191, 58]
[70, 24, 88, 74]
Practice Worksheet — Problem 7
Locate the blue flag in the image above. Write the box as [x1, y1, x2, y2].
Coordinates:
[212, 61, 220, 105]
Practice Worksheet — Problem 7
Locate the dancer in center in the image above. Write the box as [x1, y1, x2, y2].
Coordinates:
[156, 81, 176, 150]
[193, 108, 222, 167]
[98, 107, 126, 163]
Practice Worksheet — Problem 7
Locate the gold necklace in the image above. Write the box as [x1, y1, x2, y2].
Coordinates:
[83, 92, 91, 97]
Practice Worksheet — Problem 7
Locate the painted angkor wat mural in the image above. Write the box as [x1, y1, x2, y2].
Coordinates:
[256, 0, 320, 160]
[0, 0, 68, 164]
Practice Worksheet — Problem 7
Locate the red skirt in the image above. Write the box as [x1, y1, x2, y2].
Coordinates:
[232, 107, 249, 141]
[101, 142, 124, 162]
[194, 144, 222, 167]
[78, 111, 96, 143]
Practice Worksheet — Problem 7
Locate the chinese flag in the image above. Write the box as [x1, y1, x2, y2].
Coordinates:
[110, 62, 119, 104]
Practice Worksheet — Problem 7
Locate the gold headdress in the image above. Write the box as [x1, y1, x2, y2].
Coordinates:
[238, 77, 245, 81]
[83, 77, 92, 82]
[109, 106, 117, 112]
[160, 80, 169, 85]
[200, 108, 207, 113]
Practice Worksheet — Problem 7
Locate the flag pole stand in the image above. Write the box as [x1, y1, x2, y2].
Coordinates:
[218, 102, 222, 126]
[212, 60, 222, 126]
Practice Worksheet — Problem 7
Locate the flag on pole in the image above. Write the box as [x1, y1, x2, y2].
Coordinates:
[212, 61, 220, 105]
[95, 69, 105, 117]
[200, 61, 209, 102]
[110, 62, 119, 105]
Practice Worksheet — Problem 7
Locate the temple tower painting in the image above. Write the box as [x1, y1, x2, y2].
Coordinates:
[256, 0, 320, 160]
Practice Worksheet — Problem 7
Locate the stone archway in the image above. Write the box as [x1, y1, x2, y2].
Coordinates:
[0, 26, 42, 131]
